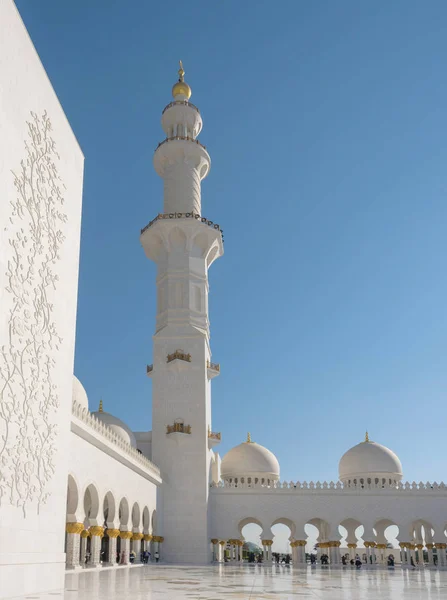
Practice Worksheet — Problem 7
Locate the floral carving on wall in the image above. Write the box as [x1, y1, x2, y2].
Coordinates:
[0, 111, 67, 515]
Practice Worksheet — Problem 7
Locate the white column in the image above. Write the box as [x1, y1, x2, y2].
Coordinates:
[119, 532, 132, 565]
[65, 523, 84, 569]
[416, 544, 424, 566]
[89, 527, 104, 567]
[80, 532, 89, 566]
[435, 544, 446, 567]
[427, 544, 435, 566]
[106, 530, 120, 566]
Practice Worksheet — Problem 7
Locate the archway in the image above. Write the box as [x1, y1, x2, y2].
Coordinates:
[271, 518, 295, 561]
[305, 517, 332, 564]
[142, 506, 150, 534]
[102, 492, 116, 564]
[117, 497, 130, 558]
[83, 484, 100, 525]
[239, 518, 264, 563]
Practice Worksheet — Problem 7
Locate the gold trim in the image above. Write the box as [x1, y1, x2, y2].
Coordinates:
[89, 526, 104, 538]
[143, 534, 152, 542]
[106, 529, 120, 539]
[66, 522, 84, 535]
[119, 530, 133, 540]
[132, 533, 144, 541]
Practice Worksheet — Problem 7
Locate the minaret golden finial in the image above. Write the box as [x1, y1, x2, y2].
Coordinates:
[246, 432, 252, 443]
[178, 60, 185, 82]
[172, 60, 192, 100]
[365, 431, 369, 442]
[99, 399, 103, 413]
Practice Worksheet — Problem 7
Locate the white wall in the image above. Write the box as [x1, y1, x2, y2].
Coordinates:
[68, 432, 158, 528]
[210, 486, 447, 543]
[0, 2, 84, 597]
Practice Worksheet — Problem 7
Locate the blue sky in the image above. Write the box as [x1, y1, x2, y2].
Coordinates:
[17, 0, 447, 486]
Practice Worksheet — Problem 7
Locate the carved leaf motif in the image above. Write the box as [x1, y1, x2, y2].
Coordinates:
[0, 111, 66, 515]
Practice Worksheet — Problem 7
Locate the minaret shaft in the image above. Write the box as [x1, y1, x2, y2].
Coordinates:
[140, 64, 223, 564]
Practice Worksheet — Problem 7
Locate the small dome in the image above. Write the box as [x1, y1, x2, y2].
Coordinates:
[72, 376, 89, 411]
[172, 81, 191, 100]
[221, 434, 280, 482]
[339, 433, 403, 484]
[91, 405, 137, 448]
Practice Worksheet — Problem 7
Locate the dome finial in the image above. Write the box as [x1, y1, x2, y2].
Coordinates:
[246, 432, 252, 443]
[178, 60, 185, 82]
[364, 430, 369, 442]
[98, 399, 103, 413]
[172, 60, 192, 100]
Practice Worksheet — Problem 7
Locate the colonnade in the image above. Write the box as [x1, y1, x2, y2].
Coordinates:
[65, 522, 164, 569]
[210, 536, 447, 568]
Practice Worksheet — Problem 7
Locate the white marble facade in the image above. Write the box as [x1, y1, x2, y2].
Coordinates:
[2, 4, 447, 599]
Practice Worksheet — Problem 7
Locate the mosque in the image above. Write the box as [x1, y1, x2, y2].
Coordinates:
[1, 3, 447, 598]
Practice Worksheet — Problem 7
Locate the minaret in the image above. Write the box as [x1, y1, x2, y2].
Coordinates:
[141, 63, 223, 564]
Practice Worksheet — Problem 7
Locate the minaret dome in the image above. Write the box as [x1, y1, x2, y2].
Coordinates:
[172, 60, 192, 100]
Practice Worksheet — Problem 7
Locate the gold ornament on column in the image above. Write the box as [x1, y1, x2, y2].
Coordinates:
[210, 538, 218, 545]
[89, 526, 104, 538]
[143, 534, 152, 542]
[426, 543, 434, 549]
[119, 531, 133, 540]
[219, 540, 226, 546]
[66, 522, 84, 535]
[132, 532, 144, 541]
[80, 529, 90, 539]
[261, 539, 273, 546]
[347, 543, 357, 549]
[106, 529, 120, 539]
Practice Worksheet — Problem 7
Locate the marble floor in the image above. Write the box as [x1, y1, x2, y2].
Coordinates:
[19, 564, 447, 599]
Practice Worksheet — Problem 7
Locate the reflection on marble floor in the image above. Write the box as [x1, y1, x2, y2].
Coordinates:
[19, 564, 447, 600]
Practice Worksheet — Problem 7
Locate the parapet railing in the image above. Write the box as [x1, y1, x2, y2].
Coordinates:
[166, 423, 191, 434]
[162, 100, 200, 115]
[140, 212, 223, 240]
[155, 136, 207, 152]
[208, 431, 221, 441]
[207, 361, 220, 372]
[71, 400, 160, 476]
[211, 480, 447, 492]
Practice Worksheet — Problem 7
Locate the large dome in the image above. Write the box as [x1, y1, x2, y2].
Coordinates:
[72, 375, 89, 411]
[339, 434, 403, 484]
[221, 434, 280, 483]
[92, 404, 137, 448]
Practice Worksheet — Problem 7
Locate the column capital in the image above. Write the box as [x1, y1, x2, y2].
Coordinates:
[66, 522, 84, 535]
[329, 540, 341, 547]
[291, 540, 306, 547]
[119, 530, 133, 540]
[143, 534, 153, 542]
[219, 540, 226, 546]
[426, 543, 434, 549]
[416, 543, 424, 550]
[435, 543, 447, 549]
[347, 543, 357, 549]
[399, 542, 408, 548]
[153, 535, 164, 543]
[376, 544, 387, 549]
[132, 532, 144, 541]
[106, 528, 121, 539]
[364, 541, 376, 548]
[210, 538, 219, 544]
[89, 526, 104, 538]
[80, 529, 90, 539]
[261, 539, 273, 546]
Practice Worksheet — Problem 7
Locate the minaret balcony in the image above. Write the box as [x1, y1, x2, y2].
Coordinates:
[162, 100, 200, 115]
[207, 360, 220, 379]
[208, 428, 221, 448]
[155, 135, 207, 152]
[167, 422, 191, 436]
[167, 350, 191, 364]
[141, 211, 224, 243]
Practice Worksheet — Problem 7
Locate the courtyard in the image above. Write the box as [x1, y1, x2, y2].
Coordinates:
[18, 564, 447, 599]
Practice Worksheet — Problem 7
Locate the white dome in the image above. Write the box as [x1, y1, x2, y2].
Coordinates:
[221, 435, 280, 482]
[339, 436, 403, 483]
[91, 409, 137, 448]
[72, 375, 89, 411]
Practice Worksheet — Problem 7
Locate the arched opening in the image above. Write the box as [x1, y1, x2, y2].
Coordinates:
[271, 518, 295, 563]
[305, 518, 332, 564]
[151, 509, 157, 535]
[131, 502, 141, 530]
[82, 484, 100, 565]
[239, 518, 263, 563]
[66, 475, 79, 521]
[101, 492, 116, 564]
[117, 497, 130, 559]
[142, 507, 150, 534]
